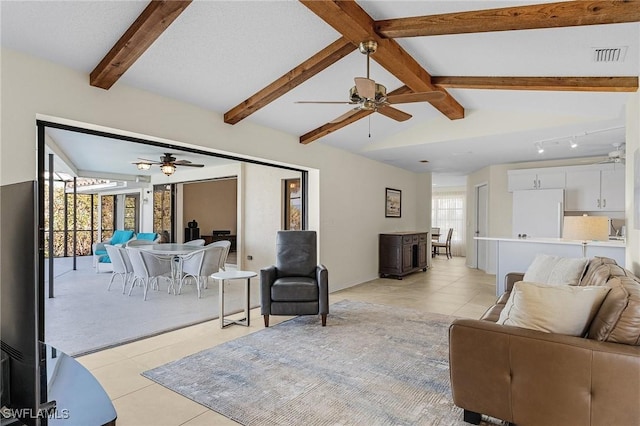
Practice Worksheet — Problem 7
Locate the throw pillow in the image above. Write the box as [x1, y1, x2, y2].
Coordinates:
[497, 281, 610, 336]
[110, 230, 134, 245]
[588, 276, 640, 345]
[523, 254, 588, 286]
[136, 232, 157, 241]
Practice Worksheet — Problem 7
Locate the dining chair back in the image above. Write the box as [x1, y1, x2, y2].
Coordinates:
[180, 245, 226, 298]
[126, 239, 154, 247]
[126, 247, 172, 300]
[206, 240, 232, 271]
[105, 245, 133, 294]
[433, 228, 454, 259]
[184, 239, 205, 246]
[431, 227, 440, 241]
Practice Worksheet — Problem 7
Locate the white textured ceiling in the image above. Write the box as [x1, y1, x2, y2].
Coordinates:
[1, 1, 638, 186]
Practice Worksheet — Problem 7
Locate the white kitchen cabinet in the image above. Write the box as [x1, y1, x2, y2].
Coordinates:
[600, 168, 625, 211]
[564, 165, 624, 211]
[507, 169, 565, 191]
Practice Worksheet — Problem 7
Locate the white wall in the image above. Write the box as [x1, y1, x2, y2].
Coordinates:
[0, 48, 430, 292]
[625, 91, 640, 275]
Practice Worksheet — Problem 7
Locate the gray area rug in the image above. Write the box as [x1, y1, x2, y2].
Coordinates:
[143, 300, 501, 426]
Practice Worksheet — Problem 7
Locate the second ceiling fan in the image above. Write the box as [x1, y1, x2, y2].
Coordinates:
[297, 40, 445, 124]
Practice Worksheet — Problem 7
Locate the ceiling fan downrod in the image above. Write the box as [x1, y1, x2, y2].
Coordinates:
[358, 40, 377, 79]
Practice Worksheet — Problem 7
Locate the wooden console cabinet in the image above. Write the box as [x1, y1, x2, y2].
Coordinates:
[379, 232, 429, 279]
[202, 234, 237, 252]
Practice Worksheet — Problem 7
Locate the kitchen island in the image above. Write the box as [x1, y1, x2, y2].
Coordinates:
[475, 237, 625, 295]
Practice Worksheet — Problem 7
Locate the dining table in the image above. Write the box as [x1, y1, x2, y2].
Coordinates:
[135, 243, 203, 294]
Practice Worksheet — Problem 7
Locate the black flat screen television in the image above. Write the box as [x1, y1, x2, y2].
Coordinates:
[0, 181, 45, 426]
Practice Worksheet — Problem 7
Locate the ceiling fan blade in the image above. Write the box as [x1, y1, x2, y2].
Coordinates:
[177, 163, 205, 168]
[173, 159, 193, 165]
[354, 77, 375, 99]
[330, 109, 362, 124]
[376, 105, 412, 122]
[295, 101, 356, 104]
[136, 158, 160, 164]
[386, 91, 446, 104]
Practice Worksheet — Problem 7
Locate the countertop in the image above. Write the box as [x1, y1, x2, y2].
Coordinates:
[474, 236, 626, 248]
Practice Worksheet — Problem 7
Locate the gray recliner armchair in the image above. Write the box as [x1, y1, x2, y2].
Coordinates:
[260, 230, 329, 327]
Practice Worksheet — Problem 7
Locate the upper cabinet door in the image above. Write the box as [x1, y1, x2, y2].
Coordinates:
[508, 171, 538, 191]
[565, 169, 600, 211]
[536, 170, 566, 189]
[600, 168, 625, 211]
[507, 169, 565, 191]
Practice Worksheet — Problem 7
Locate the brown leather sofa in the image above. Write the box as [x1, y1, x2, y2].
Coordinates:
[449, 257, 640, 426]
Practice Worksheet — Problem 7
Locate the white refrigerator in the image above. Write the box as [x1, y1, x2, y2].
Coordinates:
[512, 189, 564, 238]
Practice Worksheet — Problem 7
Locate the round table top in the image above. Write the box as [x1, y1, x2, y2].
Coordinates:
[134, 243, 202, 255]
[211, 270, 257, 280]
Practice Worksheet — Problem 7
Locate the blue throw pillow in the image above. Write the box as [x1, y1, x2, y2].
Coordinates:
[110, 230, 134, 245]
[136, 232, 157, 241]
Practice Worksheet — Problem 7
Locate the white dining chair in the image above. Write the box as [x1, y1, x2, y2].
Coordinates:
[105, 245, 133, 294]
[207, 240, 231, 272]
[184, 239, 205, 247]
[179, 245, 225, 298]
[126, 247, 172, 300]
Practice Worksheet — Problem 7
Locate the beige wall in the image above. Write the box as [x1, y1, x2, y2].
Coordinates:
[0, 48, 430, 292]
[183, 179, 237, 236]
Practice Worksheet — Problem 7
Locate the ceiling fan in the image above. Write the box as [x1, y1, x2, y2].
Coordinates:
[296, 40, 445, 125]
[597, 143, 626, 164]
[132, 153, 204, 176]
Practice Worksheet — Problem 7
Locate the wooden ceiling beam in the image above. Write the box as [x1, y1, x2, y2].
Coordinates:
[432, 76, 639, 92]
[90, 0, 192, 90]
[224, 37, 356, 125]
[299, 85, 412, 144]
[299, 0, 464, 120]
[375, 1, 640, 38]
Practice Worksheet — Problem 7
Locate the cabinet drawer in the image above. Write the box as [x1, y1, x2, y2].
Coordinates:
[412, 235, 419, 243]
[402, 235, 412, 244]
[419, 233, 427, 241]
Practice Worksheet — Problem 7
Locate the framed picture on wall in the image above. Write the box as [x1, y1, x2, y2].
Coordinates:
[385, 188, 401, 218]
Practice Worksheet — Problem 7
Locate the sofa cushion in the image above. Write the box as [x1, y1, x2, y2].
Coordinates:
[271, 277, 318, 302]
[523, 254, 588, 286]
[497, 281, 610, 336]
[579, 257, 619, 286]
[588, 276, 640, 345]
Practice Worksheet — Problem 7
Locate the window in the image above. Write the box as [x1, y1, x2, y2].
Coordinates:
[284, 178, 302, 230]
[153, 184, 174, 242]
[101, 195, 116, 240]
[124, 193, 139, 232]
[432, 189, 466, 257]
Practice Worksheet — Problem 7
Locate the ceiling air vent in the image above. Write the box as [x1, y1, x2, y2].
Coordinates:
[592, 46, 627, 63]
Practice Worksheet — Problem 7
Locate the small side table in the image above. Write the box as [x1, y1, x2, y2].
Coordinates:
[211, 270, 257, 329]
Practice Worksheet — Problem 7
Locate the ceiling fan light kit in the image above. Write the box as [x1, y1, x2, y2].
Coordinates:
[161, 164, 176, 176]
[131, 153, 205, 176]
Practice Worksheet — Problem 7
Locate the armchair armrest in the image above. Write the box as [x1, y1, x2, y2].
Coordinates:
[449, 318, 640, 425]
[504, 272, 524, 292]
[260, 265, 277, 315]
[317, 264, 329, 315]
[92, 238, 113, 254]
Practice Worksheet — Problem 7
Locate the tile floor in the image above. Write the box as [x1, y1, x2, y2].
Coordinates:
[77, 256, 497, 426]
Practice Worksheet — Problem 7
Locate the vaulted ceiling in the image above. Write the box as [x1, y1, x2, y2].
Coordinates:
[2, 1, 638, 185]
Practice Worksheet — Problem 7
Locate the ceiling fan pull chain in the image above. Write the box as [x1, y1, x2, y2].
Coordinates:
[368, 115, 371, 138]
